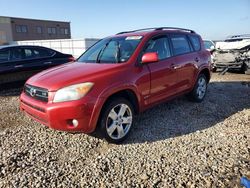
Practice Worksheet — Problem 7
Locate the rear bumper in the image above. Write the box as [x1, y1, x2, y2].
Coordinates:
[20, 92, 100, 133]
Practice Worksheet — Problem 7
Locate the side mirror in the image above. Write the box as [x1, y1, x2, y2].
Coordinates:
[141, 52, 159, 64]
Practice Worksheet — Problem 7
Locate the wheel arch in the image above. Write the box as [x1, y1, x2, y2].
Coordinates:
[88, 87, 141, 133]
[198, 68, 211, 82]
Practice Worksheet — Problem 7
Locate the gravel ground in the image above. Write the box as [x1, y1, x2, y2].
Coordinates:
[0, 73, 249, 188]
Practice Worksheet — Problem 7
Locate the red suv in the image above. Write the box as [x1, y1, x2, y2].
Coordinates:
[20, 27, 211, 143]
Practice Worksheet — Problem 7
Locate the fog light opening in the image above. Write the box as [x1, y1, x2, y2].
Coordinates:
[67, 119, 79, 128]
[72, 119, 79, 127]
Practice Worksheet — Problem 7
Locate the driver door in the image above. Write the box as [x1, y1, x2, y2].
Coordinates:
[144, 35, 179, 104]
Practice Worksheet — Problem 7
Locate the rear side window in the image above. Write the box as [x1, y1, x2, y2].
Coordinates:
[0, 49, 10, 63]
[170, 35, 191, 56]
[189, 35, 201, 51]
[144, 36, 171, 60]
[33, 48, 54, 58]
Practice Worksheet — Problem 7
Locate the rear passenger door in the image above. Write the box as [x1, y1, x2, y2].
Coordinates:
[22, 47, 55, 71]
[169, 34, 198, 92]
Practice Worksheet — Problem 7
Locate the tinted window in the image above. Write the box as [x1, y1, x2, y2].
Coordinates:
[189, 35, 201, 51]
[10, 48, 23, 61]
[144, 36, 171, 60]
[0, 49, 10, 63]
[170, 35, 191, 55]
[33, 48, 54, 58]
[24, 49, 33, 59]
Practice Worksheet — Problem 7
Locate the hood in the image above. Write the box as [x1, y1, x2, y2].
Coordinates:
[27, 62, 118, 91]
[216, 39, 250, 50]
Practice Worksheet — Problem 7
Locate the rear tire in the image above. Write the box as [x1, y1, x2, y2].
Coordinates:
[97, 98, 134, 144]
[188, 74, 208, 103]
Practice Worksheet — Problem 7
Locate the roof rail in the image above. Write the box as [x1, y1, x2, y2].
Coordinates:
[155, 27, 195, 33]
[116, 28, 157, 35]
[116, 27, 195, 35]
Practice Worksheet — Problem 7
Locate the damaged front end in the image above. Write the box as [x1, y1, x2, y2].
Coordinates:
[213, 36, 250, 74]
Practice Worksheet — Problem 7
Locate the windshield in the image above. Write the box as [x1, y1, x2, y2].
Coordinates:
[78, 36, 142, 64]
[204, 40, 214, 49]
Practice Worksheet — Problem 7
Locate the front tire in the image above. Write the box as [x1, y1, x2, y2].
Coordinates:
[97, 98, 134, 144]
[188, 74, 208, 102]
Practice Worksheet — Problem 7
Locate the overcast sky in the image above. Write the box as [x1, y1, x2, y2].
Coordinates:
[1, 0, 249, 40]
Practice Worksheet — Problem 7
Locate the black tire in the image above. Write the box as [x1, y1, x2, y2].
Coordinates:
[188, 74, 208, 103]
[97, 98, 134, 144]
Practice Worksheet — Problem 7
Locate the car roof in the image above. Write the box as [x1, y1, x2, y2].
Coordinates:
[113, 27, 197, 38]
[0, 45, 50, 50]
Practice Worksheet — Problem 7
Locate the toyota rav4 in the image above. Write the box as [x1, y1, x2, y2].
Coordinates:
[20, 27, 211, 143]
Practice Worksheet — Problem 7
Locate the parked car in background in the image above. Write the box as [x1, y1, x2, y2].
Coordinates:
[203, 40, 215, 51]
[213, 34, 250, 74]
[20, 27, 211, 143]
[0, 45, 75, 84]
[203, 40, 216, 71]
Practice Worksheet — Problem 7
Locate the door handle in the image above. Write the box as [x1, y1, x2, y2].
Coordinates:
[195, 57, 200, 62]
[14, 65, 23, 68]
[171, 63, 179, 70]
[44, 61, 52, 65]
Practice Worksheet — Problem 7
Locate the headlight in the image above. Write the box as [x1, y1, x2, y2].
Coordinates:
[53, 82, 94, 103]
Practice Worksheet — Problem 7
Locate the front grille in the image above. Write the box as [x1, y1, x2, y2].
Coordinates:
[24, 84, 48, 102]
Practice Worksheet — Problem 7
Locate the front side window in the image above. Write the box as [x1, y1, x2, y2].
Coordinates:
[78, 36, 142, 64]
[144, 36, 171, 60]
[10, 48, 23, 61]
[170, 35, 191, 56]
[0, 49, 10, 63]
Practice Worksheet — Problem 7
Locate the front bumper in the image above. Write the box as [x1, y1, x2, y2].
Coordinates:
[20, 92, 99, 133]
[214, 62, 243, 69]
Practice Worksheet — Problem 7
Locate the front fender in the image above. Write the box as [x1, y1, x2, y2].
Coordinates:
[87, 83, 142, 133]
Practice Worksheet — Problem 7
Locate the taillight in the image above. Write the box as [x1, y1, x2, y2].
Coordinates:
[68, 56, 75, 62]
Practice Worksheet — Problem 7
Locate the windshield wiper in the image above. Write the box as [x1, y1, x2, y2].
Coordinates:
[96, 41, 109, 63]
